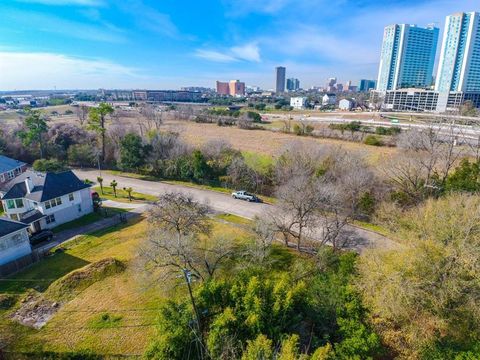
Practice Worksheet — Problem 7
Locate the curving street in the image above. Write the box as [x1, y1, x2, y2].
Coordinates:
[73, 169, 397, 253]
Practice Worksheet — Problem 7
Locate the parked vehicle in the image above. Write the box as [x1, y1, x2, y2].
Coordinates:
[231, 190, 261, 202]
[30, 230, 54, 246]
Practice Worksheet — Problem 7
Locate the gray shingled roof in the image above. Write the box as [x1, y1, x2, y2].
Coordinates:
[0, 155, 26, 173]
[0, 217, 28, 238]
[1, 170, 90, 202]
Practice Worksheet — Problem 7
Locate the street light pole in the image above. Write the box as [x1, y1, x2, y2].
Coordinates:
[182, 268, 205, 360]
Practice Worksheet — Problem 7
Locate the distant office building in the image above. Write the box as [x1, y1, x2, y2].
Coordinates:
[216, 81, 230, 95]
[286, 78, 300, 91]
[378, 89, 480, 113]
[345, 80, 351, 89]
[132, 90, 203, 102]
[436, 12, 480, 93]
[382, 89, 439, 111]
[359, 79, 377, 92]
[290, 97, 308, 109]
[326, 77, 337, 92]
[376, 24, 439, 92]
[336, 84, 344, 92]
[276, 67, 286, 93]
[229, 80, 246, 96]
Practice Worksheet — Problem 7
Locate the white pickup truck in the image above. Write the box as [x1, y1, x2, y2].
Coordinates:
[231, 190, 261, 202]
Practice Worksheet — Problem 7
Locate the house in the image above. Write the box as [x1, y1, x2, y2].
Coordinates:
[1, 170, 93, 233]
[322, 93, 337, 106]
[290, 97, 308, 110]
[0, 217, 31, 266]
[339, 99, 356, 111]
[0, 155, 27, 186]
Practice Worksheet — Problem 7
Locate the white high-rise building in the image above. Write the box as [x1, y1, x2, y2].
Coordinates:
[376, 24, 439, 92]
[435, 12, 480, 93]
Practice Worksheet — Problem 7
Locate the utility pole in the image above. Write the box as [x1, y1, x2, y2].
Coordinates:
[182, 268, 205, 360]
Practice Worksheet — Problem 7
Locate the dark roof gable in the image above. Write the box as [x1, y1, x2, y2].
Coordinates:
[1, 170, 90, 202]
[0, 217, 28, 237]
[0, 155, 26, 173]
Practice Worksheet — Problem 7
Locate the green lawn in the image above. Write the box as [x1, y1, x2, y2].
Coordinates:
[52, 207, 127, 233]
[93, 186, 158, 203]
[215, 213, 253, 226]
[0, 218, 253, 356]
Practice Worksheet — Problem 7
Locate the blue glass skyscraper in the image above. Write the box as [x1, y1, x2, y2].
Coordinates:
[435, 12, 480, 93]
[376, 24, 439, 92]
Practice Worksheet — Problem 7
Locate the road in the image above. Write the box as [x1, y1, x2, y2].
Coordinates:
[265, 113, 480, 143]
[73, 169, 396, 252]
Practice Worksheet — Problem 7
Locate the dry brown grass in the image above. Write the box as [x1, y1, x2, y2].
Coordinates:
[163, 119, 398, 167]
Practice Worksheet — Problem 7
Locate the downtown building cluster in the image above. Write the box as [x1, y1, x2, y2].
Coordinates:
[376, 11, 480, 113]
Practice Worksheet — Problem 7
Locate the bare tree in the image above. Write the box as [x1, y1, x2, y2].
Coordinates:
[272, 174, 322, 251]
[140, 104, 163, 130]
[387, 124, 464, 204]
[248, 217, 277, 263]
[142, 192, 236, 282]
[75, 105, 89, 126]
[267, 145, 375, 252]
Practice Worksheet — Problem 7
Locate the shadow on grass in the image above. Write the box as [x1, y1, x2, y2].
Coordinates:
[0, 253, 90, 294]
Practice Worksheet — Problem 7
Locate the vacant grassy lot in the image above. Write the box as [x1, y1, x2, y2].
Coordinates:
[0, 217, 253, 357]
[165, 120, 398, 167]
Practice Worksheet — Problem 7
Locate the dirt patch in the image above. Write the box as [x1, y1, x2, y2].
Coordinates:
[10, 292, 59, 329]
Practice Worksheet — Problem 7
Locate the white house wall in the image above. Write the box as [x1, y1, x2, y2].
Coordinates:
[0, 228, 31, 266]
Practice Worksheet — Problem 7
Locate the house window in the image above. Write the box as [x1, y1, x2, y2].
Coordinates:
[6, 200, 15, 209]
[15, 199, 24, 208]
[7, 171, 15, 180]
[10, 214, 19, 221]
[46, 214, 56, 224]
[45, 197, 63, 209]
[77, 204, 82, 213]
[9, 233, 23, 246]
[69, 193, 74, 202]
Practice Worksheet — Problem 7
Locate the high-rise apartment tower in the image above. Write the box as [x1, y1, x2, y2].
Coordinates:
[376, 24, 439, 91]
[435, 12, 480, 93]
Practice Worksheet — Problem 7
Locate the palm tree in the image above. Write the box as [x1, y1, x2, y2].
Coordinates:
[97, 176, 104, 194]
[110, 180, 118, 198]
[123, 187, 133, 202]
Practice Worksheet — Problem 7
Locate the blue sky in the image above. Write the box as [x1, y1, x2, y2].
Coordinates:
[0, 0, 477, 90]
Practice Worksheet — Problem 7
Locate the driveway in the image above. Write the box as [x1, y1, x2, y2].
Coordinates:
[74, 169, 397, 252]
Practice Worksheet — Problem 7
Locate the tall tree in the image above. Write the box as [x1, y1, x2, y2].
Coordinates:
[18, 109, 49, 158]
[119, 133, 148, 171]
[87, 103, 114, 163]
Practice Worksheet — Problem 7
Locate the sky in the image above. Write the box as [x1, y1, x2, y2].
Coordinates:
[0, 0, 478, 91]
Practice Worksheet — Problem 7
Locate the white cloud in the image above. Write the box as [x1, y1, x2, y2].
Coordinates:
[0, 52, 141, 90]
[231, 43, 261, 62]
[13, 0, 104, 6]
[194, 50, 238, 63]
[195, 43, 261, 63]
[3, 10, 126, 43]
[117, 0, 179, 38]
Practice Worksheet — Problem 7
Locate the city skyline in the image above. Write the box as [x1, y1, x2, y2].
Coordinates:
[0, 0, 478, 90]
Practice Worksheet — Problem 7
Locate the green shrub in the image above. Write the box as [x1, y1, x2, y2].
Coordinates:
[32, 158, 67, 172]
[363, 135, 383, 146]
